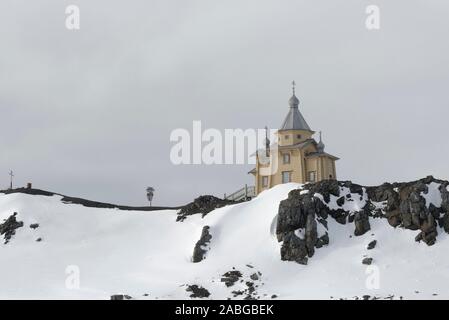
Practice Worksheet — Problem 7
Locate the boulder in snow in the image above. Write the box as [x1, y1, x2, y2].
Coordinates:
[186, 285, 210, 298]
[0, 212, 24, 244]
[192, 226, 212, 263]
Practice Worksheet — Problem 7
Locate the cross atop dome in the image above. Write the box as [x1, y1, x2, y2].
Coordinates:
[281, 82, 311, 131]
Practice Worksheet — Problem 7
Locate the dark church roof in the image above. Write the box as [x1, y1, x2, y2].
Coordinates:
[279, 93, 313, 132]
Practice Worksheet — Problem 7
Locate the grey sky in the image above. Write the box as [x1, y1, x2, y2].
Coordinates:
[1, 0, 448, 206]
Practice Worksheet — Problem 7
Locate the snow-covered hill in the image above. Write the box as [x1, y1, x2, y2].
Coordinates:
[1, 180, 449, 300]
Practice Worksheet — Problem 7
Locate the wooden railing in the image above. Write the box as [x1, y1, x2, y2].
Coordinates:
[224, 184, 256, 201]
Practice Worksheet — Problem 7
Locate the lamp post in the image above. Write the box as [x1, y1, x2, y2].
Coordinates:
[146, 187, 155, 207]
[8, 170, 14, 190]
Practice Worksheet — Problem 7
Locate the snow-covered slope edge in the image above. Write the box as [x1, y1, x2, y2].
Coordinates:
[0, 184, 296, 299]
[0, 176, 449, 300]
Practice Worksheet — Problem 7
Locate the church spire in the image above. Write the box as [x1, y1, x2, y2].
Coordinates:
[288, 80, 299, 108]
[280, 81, 312, 131]
[317, 131, 325, 152]
[264, 126, 270, 157]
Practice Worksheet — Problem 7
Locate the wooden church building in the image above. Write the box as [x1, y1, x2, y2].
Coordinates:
[249, 83, 339, 195]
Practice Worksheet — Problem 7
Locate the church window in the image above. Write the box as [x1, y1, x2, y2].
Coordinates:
[308, 171, 317, 182]
[283, 153, 290, 164]
[284, 135, 289, 139]
[297, 134, 302, 139]
[262, 176, 268, 187]
[282, 171, 292, 183]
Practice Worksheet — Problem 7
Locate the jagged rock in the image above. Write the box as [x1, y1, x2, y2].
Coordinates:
[367, 240, 377, 250]
[442, 184, 449, 212]
[250, 273, 259, 281]
[354, 211, 371, 236]
[186, 285, 210, 298]
[0, 212, 24, 244]
[110, 294, 132, 300]
[418, 215, 438, 245]
[336, 196, 345, 206]
[315, 232, 329, 248]
[221, 270, 242, 287]
[305, 213, 317, 257]
[362, 258, 373, 265]
[29, 223, 39, 229]
[177, 196, 236, 222]
[441, 212, 449, 233]
[232, 290, 245, 297]
[192, 226, 212, 263]
[276, 176, 449, 265]
[385, 210, 401, 228]
[280, 231, 308, 265]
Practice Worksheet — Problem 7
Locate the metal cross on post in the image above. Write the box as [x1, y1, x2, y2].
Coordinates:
[292, 80, 296, 95]
[8, 170, 14, 190]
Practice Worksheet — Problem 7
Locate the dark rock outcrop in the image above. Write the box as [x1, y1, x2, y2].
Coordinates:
[250, 273, 259, 281]
[192, 226, 212, 263]
[354, 211, 371, 236]
[186, 285, 210, 298]
[280, 231, 309, 265]
[177, 196, 236, 222]
[277, 176, 449, 264]
[0, 212, 24, 244]
[221, 270, 242, 287]
[362, 258, 373, 265]
[367, 240, 377, 250]
[110, 294, 132, 300]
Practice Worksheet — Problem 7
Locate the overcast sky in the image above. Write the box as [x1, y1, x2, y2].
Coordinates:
[0, 0, 448, 206]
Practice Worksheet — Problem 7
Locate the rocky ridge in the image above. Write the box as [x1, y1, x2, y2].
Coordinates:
[177, 195, 237, 221]
[276, 176, 449, 264]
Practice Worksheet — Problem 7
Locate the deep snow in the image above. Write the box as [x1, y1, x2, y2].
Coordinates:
[0, 184, 448, 300]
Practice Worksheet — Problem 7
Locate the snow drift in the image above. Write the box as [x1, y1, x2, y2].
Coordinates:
[0, 176, 449, 300]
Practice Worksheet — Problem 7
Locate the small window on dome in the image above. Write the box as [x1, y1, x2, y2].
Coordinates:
[284, 135, 289, 139]
[297, 134, 302, 139]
